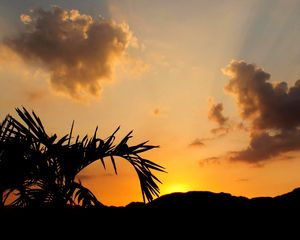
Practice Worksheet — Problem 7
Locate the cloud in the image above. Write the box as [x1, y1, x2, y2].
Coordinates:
[223, 60, 300, 130]
[151, 107, 168, 117]
[20, 14, 32, 24]
[3, 6, 135, 100]
[222, 60, 300, 163]
[26, 90, 47, 101]
[152, 108, 161, 116]
[236, 178, 249, 182]
[208, 100, 228, 126]
[210, 126, 230, 137]
[118, 56, 150, 79]
[189, 138, 205, 147]
[207, 99, 231, 136]
[229, 129, 300, 163]
[76, 174, 97, 180]
[199, 156, 221, 167]
[76, 172, 114, 180]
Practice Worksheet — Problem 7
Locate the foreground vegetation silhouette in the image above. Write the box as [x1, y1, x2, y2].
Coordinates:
[0, 107, 165, 208]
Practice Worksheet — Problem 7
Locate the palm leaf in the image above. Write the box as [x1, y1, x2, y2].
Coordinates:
[0, 107, 165, 207]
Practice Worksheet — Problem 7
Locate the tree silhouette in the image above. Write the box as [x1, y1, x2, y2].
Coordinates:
[0, 107, 165, 207]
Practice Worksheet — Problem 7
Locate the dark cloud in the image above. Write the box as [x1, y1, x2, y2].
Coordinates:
[223, 60, 300, 130]
[189, 138, 205, 147]
[222, 60, 300, 163]
[210, 126, 230, 137]
[203, 156, 220, 161]
[208, 101, 228, 126]
[207, 99, 232, 137]
[4, 6, 135, 100]
[229, 129, 300, 163]
[77, 172, 114, 180]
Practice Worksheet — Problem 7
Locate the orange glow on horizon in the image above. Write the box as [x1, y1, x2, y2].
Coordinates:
[2, 1, 300, 207]
[162, 183, 190, 195]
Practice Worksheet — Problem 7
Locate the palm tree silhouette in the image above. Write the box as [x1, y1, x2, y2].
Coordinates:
[0, 107, 165, 207]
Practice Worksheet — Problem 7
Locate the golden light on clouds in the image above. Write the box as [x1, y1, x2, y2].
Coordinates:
[20, 14, 32, 24]
[4, 6, 139, 101]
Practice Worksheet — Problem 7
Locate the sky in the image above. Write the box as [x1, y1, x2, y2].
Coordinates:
[1, 0, 300, 206]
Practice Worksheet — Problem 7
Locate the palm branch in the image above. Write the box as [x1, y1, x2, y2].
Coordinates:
[0, 107, 165, 207]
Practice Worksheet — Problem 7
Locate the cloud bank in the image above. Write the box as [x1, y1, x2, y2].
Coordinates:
[222, 60, 300, 163]
[4, 6, 135, 100]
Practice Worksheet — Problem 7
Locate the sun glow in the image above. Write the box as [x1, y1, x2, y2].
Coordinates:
[163, 183, 190, 195]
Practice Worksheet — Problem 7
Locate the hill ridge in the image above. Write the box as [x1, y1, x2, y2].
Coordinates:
[125, 187, 300, 209]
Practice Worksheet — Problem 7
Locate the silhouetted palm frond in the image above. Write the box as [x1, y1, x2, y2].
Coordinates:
[0, 107, 165, 207]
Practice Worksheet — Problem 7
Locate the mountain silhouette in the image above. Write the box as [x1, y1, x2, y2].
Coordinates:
[121, 188, 300, 231]
[126, 187, 300, 210]
[2, 188, 300, 232]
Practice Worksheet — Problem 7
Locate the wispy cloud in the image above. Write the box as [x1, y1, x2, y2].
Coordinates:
[189, 138, 205, 147]
[236, 178, 249, 182]
[199, 156, 221, 167]
[76, 174, 97, 180]
[118, 55, 150, 79]
[26, 90, 47, 101]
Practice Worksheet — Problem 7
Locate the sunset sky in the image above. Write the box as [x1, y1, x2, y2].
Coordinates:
[1, 0, 300, 206]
